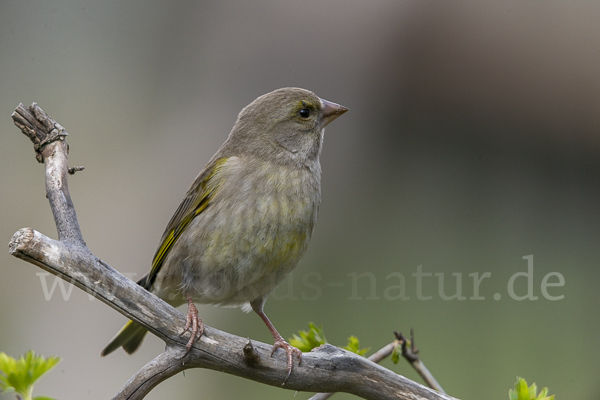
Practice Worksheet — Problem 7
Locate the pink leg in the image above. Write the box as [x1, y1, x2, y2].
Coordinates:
[180, 295, 204, 356]
[254, 308, 302, 384]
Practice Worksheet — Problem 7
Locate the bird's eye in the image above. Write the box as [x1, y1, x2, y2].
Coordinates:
[298, 108, 311, 119]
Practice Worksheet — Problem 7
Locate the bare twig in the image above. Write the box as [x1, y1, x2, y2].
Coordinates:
[9, 103, 458, 400]
[368, 341, 398, 364]
[12, 103, 84, 245]
[396, 330, 445, 393]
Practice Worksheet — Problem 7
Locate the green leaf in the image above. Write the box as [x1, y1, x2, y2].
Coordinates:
[518, 377, 529, 399]
[390, 344, 400, 364]
[0, 351, 61, 400]
[288, 323, 327, 352]
[528, 383, 538, 399]
[342, 336, 370, 356]
[509, 377, 555, 400]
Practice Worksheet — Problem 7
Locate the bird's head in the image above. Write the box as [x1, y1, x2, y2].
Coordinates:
[228, 87, 348, 165]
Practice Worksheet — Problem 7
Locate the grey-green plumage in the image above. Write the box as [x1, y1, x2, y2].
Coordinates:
[102, 88, 347, 380]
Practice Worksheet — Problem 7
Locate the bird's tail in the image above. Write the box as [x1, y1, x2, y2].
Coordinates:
[101, 320, 148, 357]
[101, 273, 152, 357]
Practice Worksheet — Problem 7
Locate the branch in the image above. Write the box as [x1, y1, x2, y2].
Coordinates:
[9, 103, 459, 400]
[309, 331, 445, 400]
[12, 103, 84, 245]
[308, 342, 397, 400]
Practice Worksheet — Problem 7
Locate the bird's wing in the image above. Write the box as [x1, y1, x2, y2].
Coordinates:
[143, 156, 229, 290]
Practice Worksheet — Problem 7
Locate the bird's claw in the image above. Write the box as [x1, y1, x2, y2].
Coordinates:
[271, 339, 302, 384]
[180, 299, 204, 356]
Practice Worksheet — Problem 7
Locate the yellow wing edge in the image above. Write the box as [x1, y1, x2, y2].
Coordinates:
[145, 157, 228, 290]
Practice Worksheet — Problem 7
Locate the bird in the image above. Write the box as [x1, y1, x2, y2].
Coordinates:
[101, 87, 348, 381]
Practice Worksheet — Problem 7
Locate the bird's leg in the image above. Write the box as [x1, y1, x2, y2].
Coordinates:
[179, 294, 204, 356]
[253, 306, 302, 384]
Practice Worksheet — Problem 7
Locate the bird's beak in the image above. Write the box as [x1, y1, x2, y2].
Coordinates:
[319, 99, 348, 128]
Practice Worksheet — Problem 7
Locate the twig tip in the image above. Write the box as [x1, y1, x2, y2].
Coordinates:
[243, 338, 260, 366]
[68, 166, 85, 175]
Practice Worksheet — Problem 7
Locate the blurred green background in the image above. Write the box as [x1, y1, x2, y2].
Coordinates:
[1, 1, 599, 399]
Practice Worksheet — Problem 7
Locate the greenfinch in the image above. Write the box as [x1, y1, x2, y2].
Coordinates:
[101, 87, 348, 380]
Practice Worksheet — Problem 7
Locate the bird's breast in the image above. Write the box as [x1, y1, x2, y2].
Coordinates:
[188, 156, 320, 270]
[154, 156, 321, 305]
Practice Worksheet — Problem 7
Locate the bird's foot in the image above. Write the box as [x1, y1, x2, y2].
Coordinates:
[271, 338, 302, 384]
[179, 297, 204, 356]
